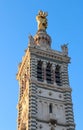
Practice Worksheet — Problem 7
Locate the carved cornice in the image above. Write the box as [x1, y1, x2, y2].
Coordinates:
[29, 46, 70, 63]
[29, 79, 72, 93]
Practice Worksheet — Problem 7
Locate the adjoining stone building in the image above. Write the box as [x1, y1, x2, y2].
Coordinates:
[16, 11, 75, 130]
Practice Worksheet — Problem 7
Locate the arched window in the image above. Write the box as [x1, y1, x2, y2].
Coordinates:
[55, 65, 61, 86]
[46, 63, 52, 83]
[37, 60, 43, 81]
[49, 103, 52, 113]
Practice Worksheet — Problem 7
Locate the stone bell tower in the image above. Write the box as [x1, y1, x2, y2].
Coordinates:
[16, 10, 75, 130]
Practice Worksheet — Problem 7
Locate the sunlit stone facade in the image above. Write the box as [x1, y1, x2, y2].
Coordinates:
[16, 11, 75, 130]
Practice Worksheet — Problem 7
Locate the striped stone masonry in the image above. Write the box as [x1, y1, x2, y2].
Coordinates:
[28, 83, 37, 130]
[64, 90, 75, 130]
[30, 55, 37, 80]
[16, 25, 75, 130]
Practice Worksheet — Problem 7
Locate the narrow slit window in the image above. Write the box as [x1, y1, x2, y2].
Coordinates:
[37, 61, 43, 81]
[55, 65, 61, 86]
[49, 103, 52, 113]
[46, 63, 52, 83]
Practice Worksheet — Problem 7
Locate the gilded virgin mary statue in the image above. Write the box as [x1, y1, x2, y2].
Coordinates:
[36, 10, 48, 31]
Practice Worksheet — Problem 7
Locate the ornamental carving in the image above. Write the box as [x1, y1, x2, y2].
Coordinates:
[36, 10, 48, 30]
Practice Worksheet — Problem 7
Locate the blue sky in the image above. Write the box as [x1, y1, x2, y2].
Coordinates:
[0, 0, 83, 130]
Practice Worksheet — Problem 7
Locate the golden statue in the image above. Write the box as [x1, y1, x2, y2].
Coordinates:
[36, 10, 48, 31]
